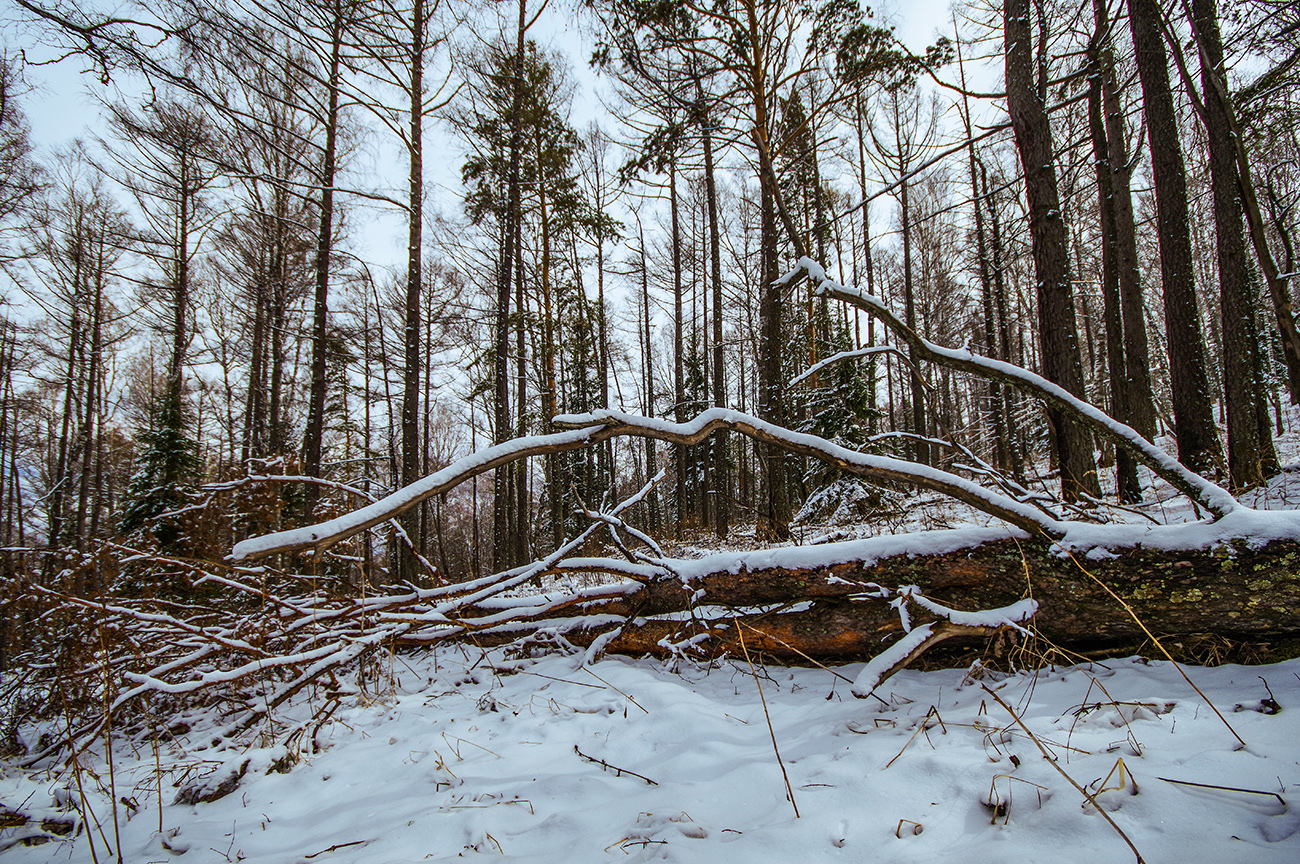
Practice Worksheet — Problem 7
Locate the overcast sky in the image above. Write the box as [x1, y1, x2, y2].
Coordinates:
[11, 0, 978, 275]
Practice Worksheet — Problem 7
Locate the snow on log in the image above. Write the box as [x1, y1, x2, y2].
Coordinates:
[518, 533, 1300, 663]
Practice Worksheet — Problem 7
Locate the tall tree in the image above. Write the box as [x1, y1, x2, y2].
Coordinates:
[299, 0, 356, 512]
[104, 99, 217, 545]
[1003, 0, 1099, 499]
[1126, 0, 1223, 476]
[1188, 0, 1276, 488]
[33, 172, 127, 556]
[349, 0, 453, 579]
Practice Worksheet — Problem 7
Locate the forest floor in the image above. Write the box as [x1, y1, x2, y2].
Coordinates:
[6, 415, 1300, 862]
[3, 646, 1298, 863]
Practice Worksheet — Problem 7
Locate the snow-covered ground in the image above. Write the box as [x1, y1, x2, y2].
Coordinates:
[8, 407, 1300, 861]
[4, 647, 1298, 863]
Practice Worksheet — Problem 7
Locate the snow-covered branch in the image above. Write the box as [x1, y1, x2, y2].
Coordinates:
[553, 407, 1069, 538]
[780, 257, 1241, 519]
[231, 426, 603, 561]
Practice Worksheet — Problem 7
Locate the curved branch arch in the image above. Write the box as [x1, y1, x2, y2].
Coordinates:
[781, 257, 1240, 519]
[233, 406, 1069, 564]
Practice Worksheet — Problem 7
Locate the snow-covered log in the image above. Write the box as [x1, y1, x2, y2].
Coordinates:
[444, 530, 1300, 665]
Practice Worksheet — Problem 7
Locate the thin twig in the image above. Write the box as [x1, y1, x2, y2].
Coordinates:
[580, 667, 649, 714]
[573, 746, 657, 786]
[1158, 777, 1286, 805]
[738, 625, 800, 818]
[304, 839, 369, 858]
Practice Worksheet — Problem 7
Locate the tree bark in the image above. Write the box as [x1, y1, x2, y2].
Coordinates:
[758, 179, 791, 539]
[701, 95, 729, 540]
[302, 0, 345, 509]
[1004, 0, 1100, 500]
[399, 0, 427, 582]
[1191, 0, 1277, 488]
[670, 161, 687, 533]
[539, 537, 1300, 663]
[1126, 0, 1224, 477]
[1087, 11, 1141, 502]
[1096, 4, 1158, 445]
[493, 0, 526, 570]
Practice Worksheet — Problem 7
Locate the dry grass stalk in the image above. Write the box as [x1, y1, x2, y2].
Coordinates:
[983, 685, 1144, 863]
[737, 624, 800, 818]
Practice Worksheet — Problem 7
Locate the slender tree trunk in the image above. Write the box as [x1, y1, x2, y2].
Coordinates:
[74, 240, 106, 547]
[701, 106, 728, 539]
[853, 96, 880, 436]
[268, 228, 287, 455]
[303, 0, 346, 504]
[956, 37, 1008, 473]
[1005, 0, 1101, 499]
[514, 235, 528, 563]
[48, 238, 83, 554]
[1087, 11, 1142, 502]
[1191, 0, 1276, 486]
[241, 258, 267, 465]
[757, 178, 790, 539]
[670, 162, 687, 533]
[539, 181, 560, 550]
[398, 0, 427, 580]
[639, 226, 659, 534]
[980, 164, 1022, 480]
[493, 0, 526, 570]
[0, 328, 11, 547]
[1126, 0, 1224, 476]
[1094, 4, 1158, 445]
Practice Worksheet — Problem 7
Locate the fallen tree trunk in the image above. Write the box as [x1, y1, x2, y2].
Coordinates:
[443, 534, 1300, 665]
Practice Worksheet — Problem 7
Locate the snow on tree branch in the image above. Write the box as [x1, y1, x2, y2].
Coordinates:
[779, 256, 1242, 520]
[231, 426, 604, 561]
[850, 589, 1039, 699]
[551, 408, 1069, 537]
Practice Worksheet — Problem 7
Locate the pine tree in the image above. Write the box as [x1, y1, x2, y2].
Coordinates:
[118, 389, 200, 549]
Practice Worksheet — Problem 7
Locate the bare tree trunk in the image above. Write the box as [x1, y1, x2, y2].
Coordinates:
[701, 107, 728, 539]
[638, 225, 660, 534]
[1087, 10, 1141, 502]
[74, 237, 107, 548]
[1004, 0, 1100, 499]
[302, 0, 346, 507]
[980, 164, 1023, 482]
[954, 38, 1007, 474]
[670, 162, 687, 534]
[397, 0, 427, 581]
[1094, 4, 1158, 446]
[1126, 0, 1224, 477]
[758, 179, 790, 539]
[1190, 0, 1277, 487]
[48, 241, 83, 554]
[493, 0, 526, 570]
[514, 240, 528, 564]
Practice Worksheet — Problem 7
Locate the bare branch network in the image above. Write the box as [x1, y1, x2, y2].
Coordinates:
[15, 256, 1300, 770]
